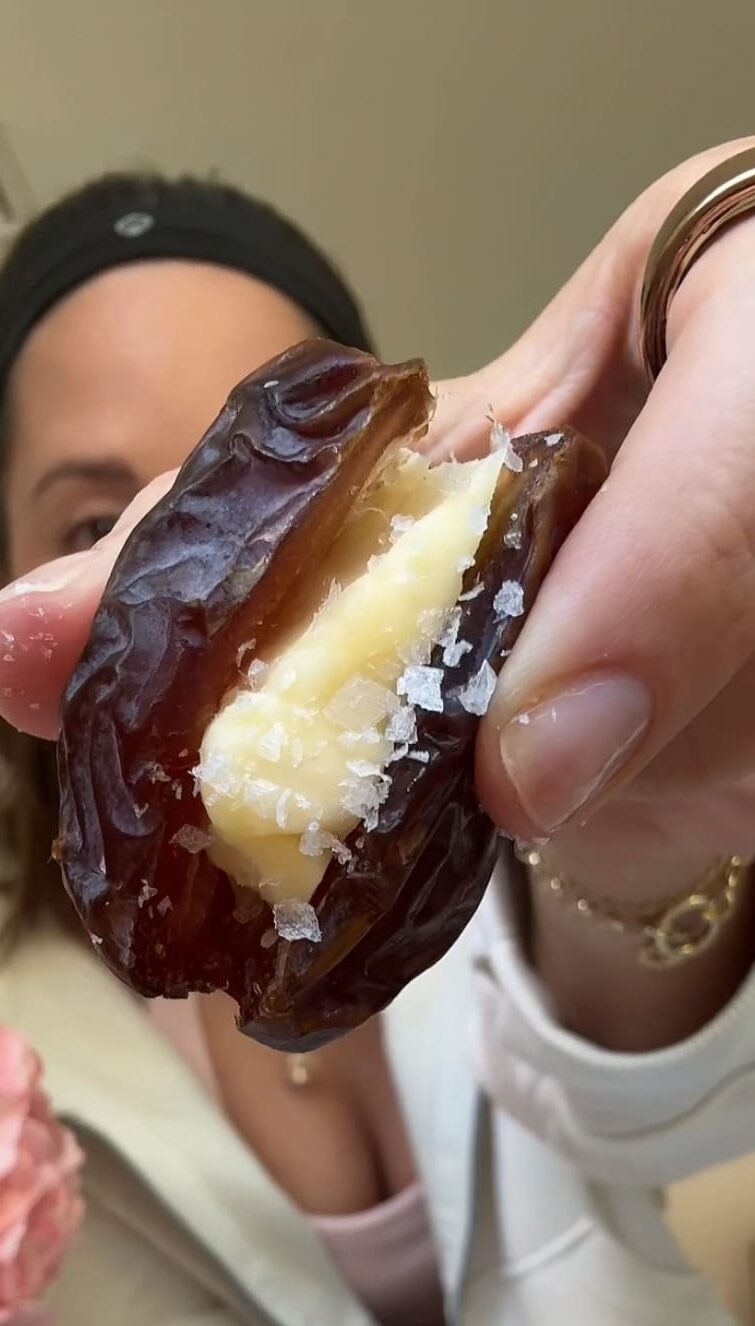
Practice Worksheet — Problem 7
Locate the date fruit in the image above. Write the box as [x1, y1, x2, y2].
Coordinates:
[56, 340, 605, 1050]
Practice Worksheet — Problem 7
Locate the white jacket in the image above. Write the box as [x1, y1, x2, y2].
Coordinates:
[1, 857, 750, 1325]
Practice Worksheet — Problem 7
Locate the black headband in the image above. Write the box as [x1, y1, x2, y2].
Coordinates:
[0, 174, 373, 397]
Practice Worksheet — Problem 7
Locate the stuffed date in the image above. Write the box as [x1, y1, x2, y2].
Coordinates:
[56, 340, 605, 1050]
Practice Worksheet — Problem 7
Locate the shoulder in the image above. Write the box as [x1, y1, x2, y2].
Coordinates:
[0, 918, 372, 1326]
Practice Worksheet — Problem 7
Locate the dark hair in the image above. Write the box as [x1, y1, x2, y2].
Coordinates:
[0, 170, 373, 936]
[0, 171, 373, 402]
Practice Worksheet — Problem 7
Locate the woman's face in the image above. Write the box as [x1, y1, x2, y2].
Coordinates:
[2, 260, 317, 577]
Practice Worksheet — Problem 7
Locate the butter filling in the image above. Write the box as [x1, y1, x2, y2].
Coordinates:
[196, 445, 507, 904]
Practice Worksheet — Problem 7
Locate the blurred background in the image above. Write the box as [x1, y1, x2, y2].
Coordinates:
[1, 0, 754, 376]
[0, 0, 754, 1314]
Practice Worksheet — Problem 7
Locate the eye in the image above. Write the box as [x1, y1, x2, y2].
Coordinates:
[63, 513, 120, 554]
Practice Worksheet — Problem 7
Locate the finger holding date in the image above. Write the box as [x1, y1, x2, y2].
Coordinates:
[55, 340, 605, 1050]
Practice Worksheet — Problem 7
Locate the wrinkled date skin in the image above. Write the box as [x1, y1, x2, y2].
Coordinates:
[57, 340, 606, 1050]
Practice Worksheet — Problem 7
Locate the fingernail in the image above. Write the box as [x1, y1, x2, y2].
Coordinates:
[498, 674, 652, 834]
[0, 553, 90, 606]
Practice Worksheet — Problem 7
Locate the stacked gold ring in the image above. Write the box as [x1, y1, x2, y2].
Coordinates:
[639, 145, 755, 381]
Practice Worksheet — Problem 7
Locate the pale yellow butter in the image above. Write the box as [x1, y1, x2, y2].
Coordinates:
[198, 447, 504, 901]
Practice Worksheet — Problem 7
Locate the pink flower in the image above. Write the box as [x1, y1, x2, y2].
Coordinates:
[0, 1029, 83, 1323]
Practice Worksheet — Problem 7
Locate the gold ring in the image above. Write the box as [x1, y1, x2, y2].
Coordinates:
[640, 145, 755, 381]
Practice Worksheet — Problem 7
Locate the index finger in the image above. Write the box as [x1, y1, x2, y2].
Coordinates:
[0, 472, 176, 739]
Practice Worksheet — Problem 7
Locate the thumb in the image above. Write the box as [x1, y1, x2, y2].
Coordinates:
[476, 296, 755, 842]
[0, 472, 176, 739]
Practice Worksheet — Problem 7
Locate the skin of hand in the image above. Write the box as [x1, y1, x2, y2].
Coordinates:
[2, 140, 755, 1049]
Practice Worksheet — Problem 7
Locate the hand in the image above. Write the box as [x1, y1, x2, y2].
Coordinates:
[422, 139, 755, 1047]
[1, 142, 755, 1048]
[0, 472, 176, 740]
[424, 138, 755, 885]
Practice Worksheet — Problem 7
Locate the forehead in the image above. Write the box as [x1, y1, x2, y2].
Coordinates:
[6, 260, 317, 479]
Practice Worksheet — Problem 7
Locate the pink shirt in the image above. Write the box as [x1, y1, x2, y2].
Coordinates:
[147, 997, 446, 1325]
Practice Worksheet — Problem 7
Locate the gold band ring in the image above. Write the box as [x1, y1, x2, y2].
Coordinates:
[640, 145, 755, 381]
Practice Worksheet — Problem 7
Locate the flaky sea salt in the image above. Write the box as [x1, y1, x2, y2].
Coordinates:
[292, 704, 316, 724]
[545, 432, 563, 447]
[388, 742, 410, 763]
[397, 665, 444, 713]
[437, 608, 471, 667]
[291, 738, 304, 767]
[456, 661, 497, 716]
[407, 749, 430, 764]
[236, 639, 256, 668]
[170, 825, 213, 854]
[385, 705, 417, 745]
[242, 776, 279, 812]
[299, 825, 329, 857]
[490, 419, 524, 473]
[469, 505, 489, 536]
[346, 759, 383, 778]
[137, 882, 157, 906]
[436, 607, 461, 650]
[293, 790, 319, 822]
[275, 789, 292, 829]
[299, 823, 352, 864]
[273, 900, 322, 944]
[195, 752, 242, 800]
[493, 581, 524, 618]
[443, 639, 473, 667]
[397, 634, 433, 667]
[341, 774, 390, 831]
[389, 514, 415, 542]
[325, 677, 397, 728]
[257, 722, 288, 763]
[503, 526, 523, 550]
[490, 419, 511, 451]
[145, 762, 171, 784]
[338, 727, 382, 747]
[419, 607, 445, 638]
[245, 657, 269, 688]
[458, 582, 484, 602]
[260, 876, 284, 894]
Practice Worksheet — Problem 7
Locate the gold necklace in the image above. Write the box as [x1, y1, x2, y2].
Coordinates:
[285, 1052, 318, 1087]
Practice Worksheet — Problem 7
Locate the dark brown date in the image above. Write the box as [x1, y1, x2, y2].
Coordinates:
[56, 340, 605, 1050]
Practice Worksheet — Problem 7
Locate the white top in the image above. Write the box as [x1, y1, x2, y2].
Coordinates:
[147, 994, 445, 1325]
[0, 856, 751, 1324]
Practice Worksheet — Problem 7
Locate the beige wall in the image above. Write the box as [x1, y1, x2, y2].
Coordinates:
[0, 0, 753, 376]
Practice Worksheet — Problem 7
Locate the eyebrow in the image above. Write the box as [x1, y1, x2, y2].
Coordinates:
[31, 458, 138, 500]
